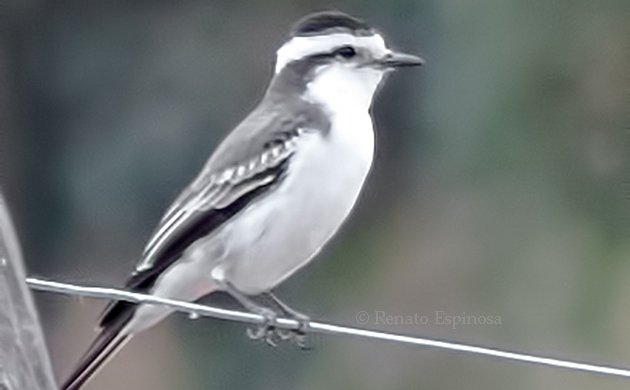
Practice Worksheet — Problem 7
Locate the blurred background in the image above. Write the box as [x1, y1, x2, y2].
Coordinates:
[1, 0, 629, 389]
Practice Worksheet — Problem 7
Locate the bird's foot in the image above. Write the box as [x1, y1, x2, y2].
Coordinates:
[246, 308, 311, 349]
[276, 312, 311, 350]
[246, 307, 280, 347]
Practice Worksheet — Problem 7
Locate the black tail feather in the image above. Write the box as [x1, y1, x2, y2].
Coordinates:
[61, 309, 135, 390]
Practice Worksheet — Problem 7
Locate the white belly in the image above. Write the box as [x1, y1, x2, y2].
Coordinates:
[220, 115, 374, 294]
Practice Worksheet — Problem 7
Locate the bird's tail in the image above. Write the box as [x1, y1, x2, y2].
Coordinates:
[61, 315, 133, 390]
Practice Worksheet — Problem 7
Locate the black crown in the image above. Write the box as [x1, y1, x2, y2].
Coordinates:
[291, 11, 374, 37]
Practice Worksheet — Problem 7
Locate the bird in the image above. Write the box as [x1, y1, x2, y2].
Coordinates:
[62, 10, 423, 389]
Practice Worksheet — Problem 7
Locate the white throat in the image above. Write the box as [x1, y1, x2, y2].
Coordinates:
[304, 63, 385, 115]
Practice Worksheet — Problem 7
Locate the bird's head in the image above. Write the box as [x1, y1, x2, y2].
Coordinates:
[272, 11, 423, 110]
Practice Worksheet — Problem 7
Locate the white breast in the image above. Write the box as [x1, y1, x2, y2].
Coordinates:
[221, 111, 375, 294]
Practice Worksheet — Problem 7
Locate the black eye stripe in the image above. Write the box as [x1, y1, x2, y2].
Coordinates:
[300, 45, 359, 65]
[333, 45, 357, 58]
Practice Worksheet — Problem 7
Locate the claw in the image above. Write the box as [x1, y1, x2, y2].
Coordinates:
[246, 308, 279, 346]
[294, 332, 311, 350]
[277, 328, 294, 341]
[272, 314, 312, 349]
[264, 328, 278, 347]
[246, 326, 267, 340]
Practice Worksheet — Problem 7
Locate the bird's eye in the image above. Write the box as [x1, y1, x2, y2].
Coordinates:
[334, 46, 357, 59]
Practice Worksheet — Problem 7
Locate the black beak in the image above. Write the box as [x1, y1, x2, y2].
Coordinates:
[378, 51, 425, 68]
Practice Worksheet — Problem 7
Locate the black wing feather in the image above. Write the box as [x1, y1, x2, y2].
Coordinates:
[99, 159, 290, 327]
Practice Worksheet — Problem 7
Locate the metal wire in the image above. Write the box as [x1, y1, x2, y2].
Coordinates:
[27, 277, 630, 379]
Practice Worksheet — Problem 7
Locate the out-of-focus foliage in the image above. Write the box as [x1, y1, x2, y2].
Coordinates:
[1, 0, 628, 389]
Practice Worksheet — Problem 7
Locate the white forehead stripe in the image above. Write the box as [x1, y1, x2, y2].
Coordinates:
[275, 33, 389, 73]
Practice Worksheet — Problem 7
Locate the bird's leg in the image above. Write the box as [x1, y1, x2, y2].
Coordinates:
[260, 292, 311, 349]
[218, 281, 281, 346]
